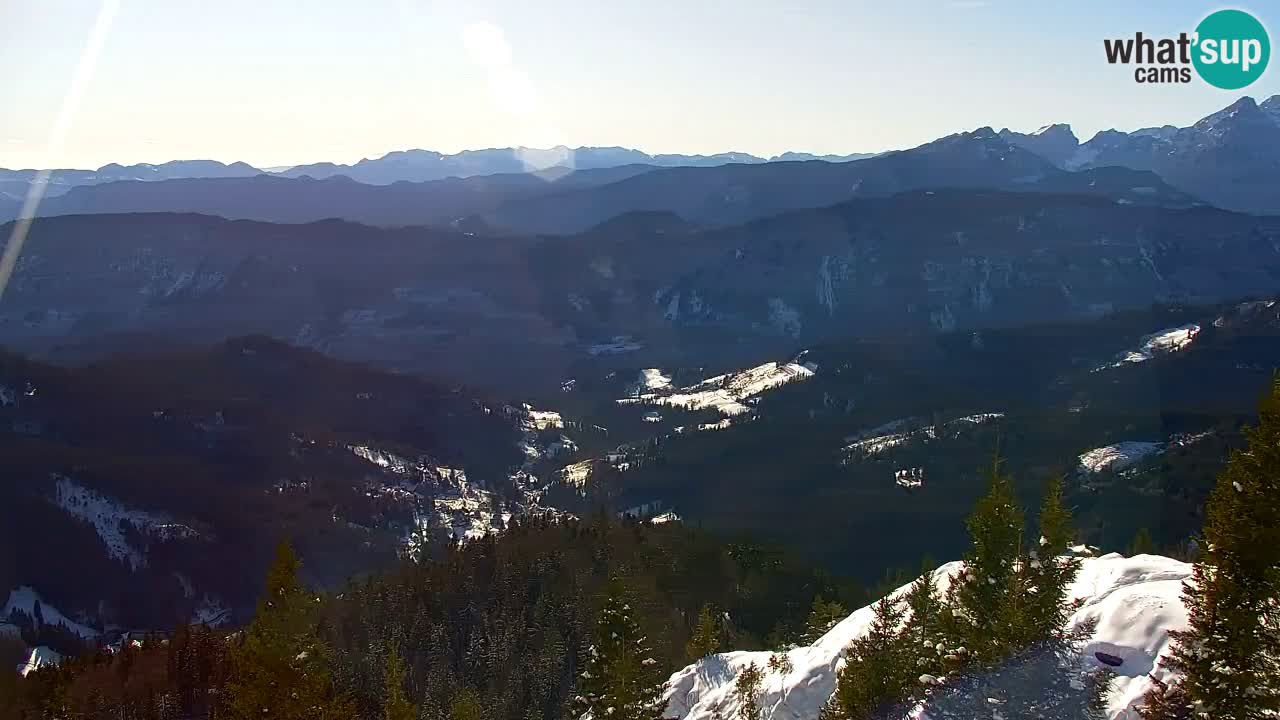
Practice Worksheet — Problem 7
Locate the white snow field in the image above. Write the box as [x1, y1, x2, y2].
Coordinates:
[662, 554, 1191, 720]
[1097, 324, 1200, 370]
[619, 361, 815, 419]
[3, 586, 99, 639]
[1077, 442, 1165, 474]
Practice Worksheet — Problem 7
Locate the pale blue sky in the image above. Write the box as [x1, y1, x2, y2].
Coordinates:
[2, 1, 1277, 169]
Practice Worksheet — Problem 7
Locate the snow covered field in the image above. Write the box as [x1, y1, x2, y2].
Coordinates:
[3, 586, 98, 639]
[52, 476, 197, 570]
[1099, 324, 1200, 369]
[1077, 442, 1165, 474]
[843, 414, 1004, 459]
[619, 361, 815, 420]
[662, 554, 1191, 720]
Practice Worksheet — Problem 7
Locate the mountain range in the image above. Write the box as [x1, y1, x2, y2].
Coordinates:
[4, 95, 1280, 220]
[5, 95, 1280, 645]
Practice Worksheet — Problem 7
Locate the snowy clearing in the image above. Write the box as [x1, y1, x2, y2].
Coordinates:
[619, 361, 814, 419]
[1098, 324, 1200, 370]
[53, 476, 198, 570]
[3, 586, 98, 639]
[1077, 442, 1164, 474]
[843, 413, 1003, 459]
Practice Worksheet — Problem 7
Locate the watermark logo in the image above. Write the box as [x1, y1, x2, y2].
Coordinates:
[1104, 9, 1269, 88]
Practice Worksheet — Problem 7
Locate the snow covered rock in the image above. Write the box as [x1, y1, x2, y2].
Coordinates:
[661, 554, 1191, 720]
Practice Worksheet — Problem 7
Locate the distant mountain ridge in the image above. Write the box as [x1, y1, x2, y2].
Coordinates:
[0, 146, 874, 198]
[267, 146, 877, 183]
[999, 94, 1280, 214]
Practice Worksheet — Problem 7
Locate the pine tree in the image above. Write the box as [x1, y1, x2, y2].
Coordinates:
[686, 605, 722, 661]
[383, 647, 418, 720]
[1155, 378, 1280, 719]
[1014, 475, 1081, 647]
[575, 579, 665, 720]
[734, 662, 764, 720]
[224, 541, 355, 720]
[822, 596, 913, 720]
[799, 596, 848, 646]
[940, 455, 1025, 663]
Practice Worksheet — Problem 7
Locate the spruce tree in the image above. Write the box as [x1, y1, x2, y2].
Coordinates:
[224, 541, 355, 720]
[799, 597, 848, 646]
[575, 579, 665, 720]
[686, 606, 722, 661]
[900, 566, 945, 682]
[383, 647, 418, 720]
[1014, 475, 1081, 647]
[1156, 378, 1280, 719]
[734, 662, 764, 720]
[940, 455, 1024, 663]
[822, 596, 913, 720]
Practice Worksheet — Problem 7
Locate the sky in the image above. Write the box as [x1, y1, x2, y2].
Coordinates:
[1, 1, 1278, 170]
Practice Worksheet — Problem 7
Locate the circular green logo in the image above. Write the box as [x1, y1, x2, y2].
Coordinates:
[1193, 9, 1270, 89]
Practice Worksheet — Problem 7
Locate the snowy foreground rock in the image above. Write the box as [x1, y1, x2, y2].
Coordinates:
[663, 554, 1190, 720]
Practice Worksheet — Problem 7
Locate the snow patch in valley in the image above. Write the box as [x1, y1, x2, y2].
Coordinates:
[638, 368, 673, 391]
[18, 646, 63, 677]
[843, 413, 1003, 459]
[662, 554, 1192, 720]
[1098, 324, 1200, 370]
[1077, 442, 1164, 474]
[53, 476, 198, 570]
[3, 586, 98, 639]
[521, 404, 565, 431]
[619, 361, 815, 421]
[559, 460, 594, 488]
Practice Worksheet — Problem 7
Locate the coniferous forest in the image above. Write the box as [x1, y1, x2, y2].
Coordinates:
[4, 381, 1280, 720]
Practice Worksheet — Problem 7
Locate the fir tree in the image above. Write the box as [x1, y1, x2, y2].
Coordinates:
[822, 596, 913, 720]
[686, 606, 722, 661]
[224, 541, 355, 720]
[1138, 679, 1193, 720]
[900, 566, 945, 682]
[1155, 378, 1280, 719]
[940, 455, 1025, 663]
[575, 579, 665, 720]
[799, 597, 848, 646]
[734, 662, 764, 720]
[383, 647, 418, 720]
[1014, 475, 1081, 647]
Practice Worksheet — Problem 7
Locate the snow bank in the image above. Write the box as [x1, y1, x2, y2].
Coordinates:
[662, 554, 1191, 720]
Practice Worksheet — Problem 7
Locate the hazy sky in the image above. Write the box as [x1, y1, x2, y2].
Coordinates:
[2, 1, 1278, 169]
